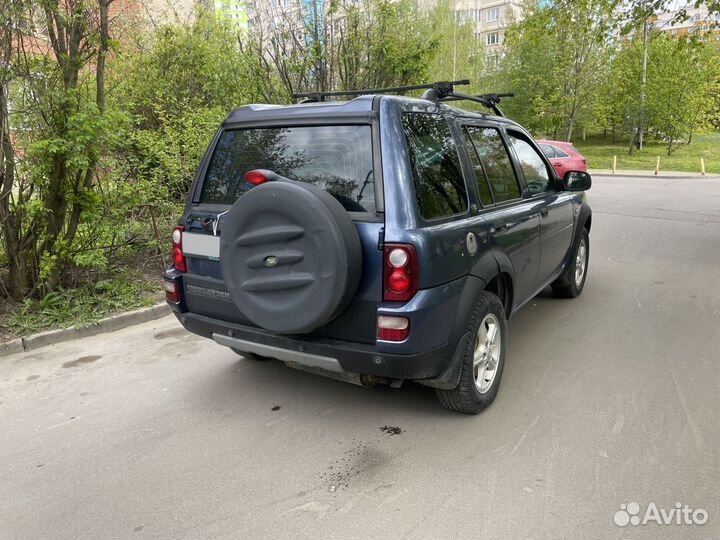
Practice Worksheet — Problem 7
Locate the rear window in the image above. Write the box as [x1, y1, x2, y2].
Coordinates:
[199, 125, 375, 212]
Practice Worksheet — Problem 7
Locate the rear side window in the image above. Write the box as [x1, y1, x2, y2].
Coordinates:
[200, 125, 375, 212]
[465, 126, 521, 203]
[401, 113, 468, 220]
[539, 143, 557, 158]
[462, 128, 493, 207]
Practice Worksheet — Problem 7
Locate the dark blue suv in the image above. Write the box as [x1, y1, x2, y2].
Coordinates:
[165, 83, 592, 414]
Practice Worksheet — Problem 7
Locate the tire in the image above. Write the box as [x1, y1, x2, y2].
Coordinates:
[220, 179, 362, 334]
[551, 228, 589, 298]
[231, 348, 271, 361]
[435, 291, 507, 415]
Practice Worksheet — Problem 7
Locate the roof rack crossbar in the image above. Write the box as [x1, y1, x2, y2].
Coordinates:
[440, 92, 515, 117]
[292, 80, 470, 102]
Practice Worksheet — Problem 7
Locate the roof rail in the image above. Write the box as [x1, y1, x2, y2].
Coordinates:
[292, 80, 470, 102]
[292, 80, 514, 117]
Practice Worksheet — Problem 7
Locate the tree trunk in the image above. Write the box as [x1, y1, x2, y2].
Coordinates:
[628, 129, 637, 155]
[96, 0, 109, 113]
[65, 0, 110, 247]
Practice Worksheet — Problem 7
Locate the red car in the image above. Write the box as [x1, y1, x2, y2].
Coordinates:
[537, 140, 588, 178]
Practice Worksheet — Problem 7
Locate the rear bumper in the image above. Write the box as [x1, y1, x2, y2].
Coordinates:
[174, 311, 450, 380]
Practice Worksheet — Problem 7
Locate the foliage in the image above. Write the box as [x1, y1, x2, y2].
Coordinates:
[246, 0, 442, 99]
[111, 15, 257, 200]
[426, 0, 485, 91]
[599, 30, 720, 154]
[496, 0, 618, 140]
[644, 35, 719, 153]
[5, 273, 159, 336]
[496, 1, 720, 151]
[1, 0, 114, 299]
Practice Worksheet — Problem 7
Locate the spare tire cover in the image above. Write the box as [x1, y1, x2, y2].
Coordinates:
[220, 180, 362, 334]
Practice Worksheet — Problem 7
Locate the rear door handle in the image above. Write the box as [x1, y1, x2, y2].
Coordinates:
[540, 207, 549, 217]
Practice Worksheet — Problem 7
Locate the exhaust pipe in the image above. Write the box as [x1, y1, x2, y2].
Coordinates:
[285, 362, 385, 387]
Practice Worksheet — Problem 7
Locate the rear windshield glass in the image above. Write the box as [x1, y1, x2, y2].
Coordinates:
[199, 125, 375, 212]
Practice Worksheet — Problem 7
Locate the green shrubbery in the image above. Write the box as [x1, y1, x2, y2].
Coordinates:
[6, 274, 157, 335]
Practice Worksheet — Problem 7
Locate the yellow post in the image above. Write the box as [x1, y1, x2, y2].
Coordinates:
[701, 158, 706, 176]
[612, 155, 617, 174]
[655, 156, 660, 176]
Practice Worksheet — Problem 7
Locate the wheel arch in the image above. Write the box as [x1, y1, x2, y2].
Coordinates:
[419, 252, 514, 390]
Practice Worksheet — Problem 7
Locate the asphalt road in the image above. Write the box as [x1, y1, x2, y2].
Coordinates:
[2, 175, 720, 540]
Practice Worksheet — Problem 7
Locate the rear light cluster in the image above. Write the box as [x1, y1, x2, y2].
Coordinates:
[383, 244, 418, 302]
[377, 316, 409, 342]
[172, 226, 187, 273]
[377, 243, 418, 342]
[164, 280, 180, 303]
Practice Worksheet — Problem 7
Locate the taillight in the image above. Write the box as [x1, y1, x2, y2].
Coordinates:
[383, 243, 418, 302]
[172, 226, 186, 272]
[164, 279, 180, 303]
[377, 316, 410, 342]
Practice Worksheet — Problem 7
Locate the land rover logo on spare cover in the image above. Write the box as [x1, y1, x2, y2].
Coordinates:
[264, 256, 279, 267]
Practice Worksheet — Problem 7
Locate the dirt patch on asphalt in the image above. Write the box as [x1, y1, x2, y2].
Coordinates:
[62, 355, 102, 368]
[380, 425, 403, 435]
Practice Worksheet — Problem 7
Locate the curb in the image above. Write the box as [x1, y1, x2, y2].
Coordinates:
[591, 171, 720, 179]
[1, 303, 171, 356]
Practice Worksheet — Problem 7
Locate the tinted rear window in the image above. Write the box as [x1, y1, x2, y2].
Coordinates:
[200, 125, 375, 212]
[401, 113, 468, 220]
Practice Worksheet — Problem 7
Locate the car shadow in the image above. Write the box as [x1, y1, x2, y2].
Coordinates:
[182, 349, 474, 421]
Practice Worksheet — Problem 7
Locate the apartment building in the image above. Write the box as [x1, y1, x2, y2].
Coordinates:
[454, 0, 523, 52]
[115, 0, 204, 27]
[246, 0, 310, 36]
[650, 6, 720, 38]
[214, 0, 250, 30]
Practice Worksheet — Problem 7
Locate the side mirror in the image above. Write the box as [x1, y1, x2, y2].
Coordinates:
[563, 171, 592, 191]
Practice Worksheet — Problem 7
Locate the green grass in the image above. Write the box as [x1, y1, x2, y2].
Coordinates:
[574, 132, 720, 174]
[1, 273, 162, 339]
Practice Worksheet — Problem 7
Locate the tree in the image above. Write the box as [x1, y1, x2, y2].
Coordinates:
[111, 12, 257, 199]
[606, 29, 719, 153]
[496, 0, 616, 140]
[245, 0, 441, 99]
[645, 34, 719, 153]
[426, 0, 484, 90]
[0, 0, 114, 299]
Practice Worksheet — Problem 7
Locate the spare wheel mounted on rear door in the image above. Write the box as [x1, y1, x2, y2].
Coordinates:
[220, 179, 362, 334]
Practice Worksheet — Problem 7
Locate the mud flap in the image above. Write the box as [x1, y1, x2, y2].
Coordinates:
[415, 330, 471, 390]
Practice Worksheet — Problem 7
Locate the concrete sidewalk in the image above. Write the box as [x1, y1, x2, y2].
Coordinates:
[590, 168, 720, 179]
